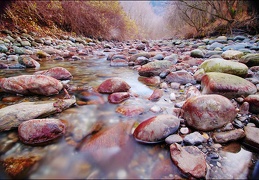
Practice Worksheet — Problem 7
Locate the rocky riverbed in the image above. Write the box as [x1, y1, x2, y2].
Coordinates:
[0, 29, 259, 179]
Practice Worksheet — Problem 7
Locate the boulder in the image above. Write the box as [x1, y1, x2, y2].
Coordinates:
[138, 60, 173, 77]
[97, 77, 131, 94]
[165, 71, 196, 84]
[34, 67, 73, 80]
[200, 58, 248, 77]
[239, 53, 259, 67]
[182, 94, 237, 131]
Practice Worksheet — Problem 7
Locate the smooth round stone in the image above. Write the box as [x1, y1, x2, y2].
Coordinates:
[180, 127, 189, 135]
[169, 93, 176, 101]
[165, 134, 183, 144]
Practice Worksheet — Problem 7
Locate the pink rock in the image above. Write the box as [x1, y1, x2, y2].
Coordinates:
[148, 89, 163, 101]
[244, 95, 259, 114]
[165, 71, 196, 85]
[138, 76, 161, 86]
[34, 67, 72, 80]
[76, 91, 105, 105]
[170, 143, 207, 178]
[133, 115, 180, 143]
[108, 92, 130, 104]
[18, 119, 66, 145]
[182, 94, 237, 131]
[0, 75, 63, 96]
[212, 129, 245, 143]
[97, 77, 131, 94]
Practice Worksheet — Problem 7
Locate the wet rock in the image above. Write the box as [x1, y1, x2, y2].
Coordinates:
[17, 55, 40, 68]
[239, 53, 259, 67]
[170, 143, 207, 178]
[244, 95, 259, 114]
[116, 102, 144, 116]
[34, 67, 73, 80]
[201, 72, 257, 98]
[0, 75, 63, 96]
[182, 94, 237, 131]
[2, 155, 42, 178]
[183, 131, 206, 145]
[165, 70, 196, 85]
[244, 126, 259, 150]
[151, 159, 180, 179]
[129, 52, 151, 62]
[150, 105, 162, 113]
[190, 49, 204, 58]
[18, 118, 66, 145]
[138, 60, 173, 77]
[148, 89, 163, 101]
[165, 134, 183, 144]
[0, 98, 76, 131]
[212, 129, 245, 143]
[200, 58, 248, 77]
[79, 121, 135, 168]
[221, 50, 244, 59]
[75, 91, 105, 105]
[110, 59, 128, 67]
[133, 115, 180, 143]
[138, 76, 160, 86]
[108, 92, 130, 104]
[8, 64, 26, 69]
[97, 77, 131, 94]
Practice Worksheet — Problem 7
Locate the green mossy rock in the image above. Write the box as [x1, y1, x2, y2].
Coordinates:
[201, 72, 257, 98]
[200, 58, 248, 77]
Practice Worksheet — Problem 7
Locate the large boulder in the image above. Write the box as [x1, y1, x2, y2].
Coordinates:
[182, 94, 237, 131]
[201, 72, 257, 98]
[200, 58, 248, 77]
[0, 75, 63, 96]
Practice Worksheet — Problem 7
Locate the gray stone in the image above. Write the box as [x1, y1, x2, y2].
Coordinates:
[183, 131, 206, 145]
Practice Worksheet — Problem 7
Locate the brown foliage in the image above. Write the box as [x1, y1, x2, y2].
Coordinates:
[2, 0, 138, 40]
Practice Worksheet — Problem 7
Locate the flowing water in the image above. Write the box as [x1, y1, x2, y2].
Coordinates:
[0, 52, 258, 179]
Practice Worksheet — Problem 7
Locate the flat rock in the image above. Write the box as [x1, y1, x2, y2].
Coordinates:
[201, 72, 257, 98]
[0, 98, 76, 131]
[183, 131, 206, 145]
[200, 58, 248, 77]
[212, 129, 245, 143]
[244, 126, 259, 150]
[182, 94, 237, 131]
[170, 143, 207, 178]
[133, 115, 180, 143]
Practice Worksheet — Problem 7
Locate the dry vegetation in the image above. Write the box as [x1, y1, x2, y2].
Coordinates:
[0, 0, 138, 40]
[0, 0, 259, 40]
[165, 0, 259, 38]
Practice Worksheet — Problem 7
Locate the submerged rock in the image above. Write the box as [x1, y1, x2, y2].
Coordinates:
[148, 89, 163, 101]
[18, 119, 66, 145]
[182, 94, 237, 131]
[18, 56, 40, 68]
[0, 98, 76, 131]
[170, 143, 207, 178]
[133, 114, 180, 143]
[201, 72, 257, 98]
[108, 92, 130, 104]
[0, 75, 63, 96]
